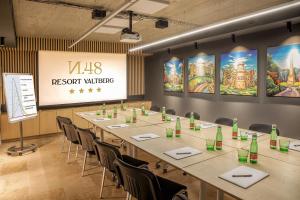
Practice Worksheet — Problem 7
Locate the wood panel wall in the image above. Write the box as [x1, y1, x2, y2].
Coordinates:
[0, 37, 146, 141]
[0, 36, 144, 104]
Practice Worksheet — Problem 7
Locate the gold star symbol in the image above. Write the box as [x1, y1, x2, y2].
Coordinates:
[88, 88, 93, 93]
[69, 89, 75, 94]
[96, 87, 101, 92]
[79, 88, 84, 93]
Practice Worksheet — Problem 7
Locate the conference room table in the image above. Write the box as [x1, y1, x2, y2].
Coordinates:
[76, 109, 300, 200]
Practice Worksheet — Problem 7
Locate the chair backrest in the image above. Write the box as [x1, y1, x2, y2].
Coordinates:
[150, 105, 160, 112]
[113, 158, 162, 200]
[166, 109, 176, 115]
[63, 123, 80, 143]
[56, 116, 72, 131]
[185, 112, 200, 120]
[77, 128, 96, 152]
[93, 140, 122, 172]
[215, 117, 233, 126]
[249, 123, 280, 135]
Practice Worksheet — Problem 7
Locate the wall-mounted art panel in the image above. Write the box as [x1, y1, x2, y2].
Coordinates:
[266, 43, 300, 98]
[220, 50, 258, 96]
[163, 57, 184, 92]
[187, 54, 215, 93]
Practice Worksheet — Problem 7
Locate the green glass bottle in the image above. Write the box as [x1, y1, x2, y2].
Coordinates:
[113, 106, 117, 118]
[190, 112, 195, 129]
[216, 126, 223, 150]
[232, 118, 238, 140]
[102, 103, 106, 115]
[250, 134, 258, 164]
[132, 108, 137, 123]
[175, 117, 181, 137]
[270, 124, 277, 149]
[161, 107, 166, 121]
[141, 103, 145, 115]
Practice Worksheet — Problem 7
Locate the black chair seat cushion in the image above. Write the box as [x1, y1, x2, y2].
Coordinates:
[122, 155, 149, 168]
[87, 150, 96, 155]
[71, 140, 80, 144]
[157, 176, 187, 200]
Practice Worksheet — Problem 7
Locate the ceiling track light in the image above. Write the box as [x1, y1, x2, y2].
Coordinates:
[231, 34, 236, 43]
[286, 21, 292, 32]
[0, 37, 5, 46]
[129, 0, 300, 52]
[194, 42, 199, 49]
[167, 48, 171, 54]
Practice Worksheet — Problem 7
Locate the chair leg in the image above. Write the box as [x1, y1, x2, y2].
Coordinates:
[126, 192, 130, 200]
[128, 194, 132, 200]
[67, 141, 72, 162]
[81, 150, 87, 177]
[100, 167, 106, 198]
[75, 145, 79, 159]
[61, 136, 66, 152]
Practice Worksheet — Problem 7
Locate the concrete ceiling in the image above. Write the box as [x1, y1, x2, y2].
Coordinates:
[13, 0, 292, 44]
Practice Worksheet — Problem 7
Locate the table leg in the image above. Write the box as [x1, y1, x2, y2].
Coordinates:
[199, 181, 207, 200]
[100, 129, 104, 142]
[217, 189, 224, 200]
[132, 145, 137, 158]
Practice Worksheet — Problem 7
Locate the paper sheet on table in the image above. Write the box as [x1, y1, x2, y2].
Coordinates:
[219, 166, 269, 189]
[92, 118, 111, 122]
[239, 130, 264, 138]
[107, 124, 129, 129]
[131, 133, 160, 141]
[147, 111, 158, 115]
[79, 112, 96, 116]
[164, 147, 202, 160]
[200, 123, 217, 129]
[289, 141, 300, 152]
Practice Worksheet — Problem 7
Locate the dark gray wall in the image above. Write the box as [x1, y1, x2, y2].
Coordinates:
[145, 25, 300, 139]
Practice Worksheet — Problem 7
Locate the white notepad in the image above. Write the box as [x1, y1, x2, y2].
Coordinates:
[200, 123, 217, 129]
[239, 130, 264, 138]
[107, 124, 129, 129]
[164, 147, 202, 160]
[92, 118, 111, 122]
[289, 141, 300, 152]
[131, 133, 160, 141]
[219, 166, 269, 189]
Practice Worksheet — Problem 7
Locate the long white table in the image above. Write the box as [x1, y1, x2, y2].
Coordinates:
[77, 109, 300, 200]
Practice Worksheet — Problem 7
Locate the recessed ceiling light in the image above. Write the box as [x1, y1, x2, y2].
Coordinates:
[129, 0, 300, 52]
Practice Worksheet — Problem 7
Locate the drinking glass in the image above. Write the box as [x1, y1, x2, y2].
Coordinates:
[166, 128, 174, 138]
[107, 113, 112, 119]
[279, 139, 290, 152]
[166, 115, 172, 122]
[125, 116, 131, 123]
[194, 124, 201, 131]
[206, 139, 215, 151]
[237, 149, 249, 163]
[240, 131, 248, 141]
[96, 111, 101, 116]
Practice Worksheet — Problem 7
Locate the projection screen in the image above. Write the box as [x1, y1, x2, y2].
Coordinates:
[38, 51, 127, 106]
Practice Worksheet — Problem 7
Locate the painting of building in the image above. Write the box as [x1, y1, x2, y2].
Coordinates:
[266, 43, 300, 97]
[163, 57, 184, 92]
[188, 54, 215, 93]
[220, 50, 258, 96]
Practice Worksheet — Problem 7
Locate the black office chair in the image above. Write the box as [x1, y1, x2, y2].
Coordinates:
[249, 123, 280, 135]
[150, 105, 160, 112]
[166, 109, 176, 115]
[114, 158, 188, 200]
[93, 140, 148, 198]
[62, 123, 81, 162]
[185, 112, 200, 120]
[215, 117, 233, 126]
[56, 116, 72, 152]
[77, 128, 97, 176]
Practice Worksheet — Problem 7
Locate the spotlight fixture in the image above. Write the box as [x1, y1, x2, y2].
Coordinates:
[231, 34, 236, 43]
[155, 19, 168, 29]
[92, 9, 107, 20]
[194, 42, 199, 49]
[167, 48, 171, 54]
[286, 21, 292, 32]
[0, 37, 5, 46]
[129, 1, 300, 52]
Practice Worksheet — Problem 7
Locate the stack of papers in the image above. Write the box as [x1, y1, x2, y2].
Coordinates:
[289, 141, 300, 152]
[92, 118, 111, 122]
[131, 133, 160, 141]
[107, 124, 129, 129]
[239, 130, 264, 138]
[200, 123, 217, 129]
[164, 147, 202, 160]
[219, 166, 269, 188]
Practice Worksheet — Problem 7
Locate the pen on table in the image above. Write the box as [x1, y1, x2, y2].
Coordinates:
[294, 144, 300, 147]
[111, 125, 121, 128]
[139, 136, 152, 139]
[232, 174, 252, 177]
[176, 152, 192, 155]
